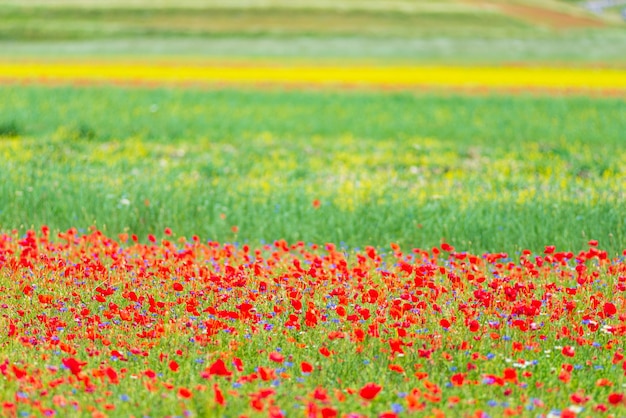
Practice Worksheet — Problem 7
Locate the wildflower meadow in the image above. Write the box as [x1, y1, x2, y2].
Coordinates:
[1, 1, 626, 417]
[1, 228, 626, 418]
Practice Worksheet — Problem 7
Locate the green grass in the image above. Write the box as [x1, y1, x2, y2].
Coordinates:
[0, 85, 624, 255]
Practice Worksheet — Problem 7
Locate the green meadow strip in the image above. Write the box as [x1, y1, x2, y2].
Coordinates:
[0, 85, 624, 255]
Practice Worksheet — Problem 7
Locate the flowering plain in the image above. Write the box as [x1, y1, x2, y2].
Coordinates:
[0, 82, 625, 417]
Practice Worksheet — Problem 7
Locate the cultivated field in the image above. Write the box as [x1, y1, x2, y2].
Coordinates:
[0, 1, 625, 417]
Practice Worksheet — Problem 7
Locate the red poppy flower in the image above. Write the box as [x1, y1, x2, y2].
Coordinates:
[313, 387, 330, 402]
[320, 407, 337, 418]
[468, 320, 480, 333]
[105, 367, 119, 384]
[608, 393, 624, 405]
[301, 361, 313, 373]
[204, 359, 232, 377]
[258, 366, 276, 381]
[603, 302, 617, 317]
[62, 357, 87, 375]
[503, 368, 518, 383]
[213, 383, 226, 406]
[269, 352, 284, 363]
[319, 347, 331, 357]
[38, 294, 54, 304]
[359, 382, 382, 400]
[11, 366, 27, 379]
[388, 364, 405, 374]
[441, 242, 454, 252]
[450, 373, 466, 386]
[178, 387, 192, 399]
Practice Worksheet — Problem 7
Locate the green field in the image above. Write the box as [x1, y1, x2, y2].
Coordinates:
[1, 0, 625, 63]
[1, 86, 624, 255]
[0, 6, 529, 40]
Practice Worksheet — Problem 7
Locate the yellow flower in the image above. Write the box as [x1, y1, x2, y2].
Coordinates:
[0, 61, 624, 91]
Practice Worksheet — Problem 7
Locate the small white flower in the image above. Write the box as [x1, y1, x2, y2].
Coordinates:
[513, 360, 531, 369]
[601, 325, 614, 334]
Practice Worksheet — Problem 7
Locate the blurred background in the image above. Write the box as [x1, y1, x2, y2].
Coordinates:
[1, 0, 625, 63]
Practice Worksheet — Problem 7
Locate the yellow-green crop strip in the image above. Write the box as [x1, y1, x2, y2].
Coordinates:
[1, 61, 626, 92]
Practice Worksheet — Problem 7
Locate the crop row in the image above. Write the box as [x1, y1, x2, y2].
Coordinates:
[1, 62, 626, 92]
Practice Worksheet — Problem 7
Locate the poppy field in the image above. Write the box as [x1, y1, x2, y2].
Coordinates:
[1, 226, 626, 418]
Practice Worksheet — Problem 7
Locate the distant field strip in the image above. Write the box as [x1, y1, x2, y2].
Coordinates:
[1, 62, 625, 92]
